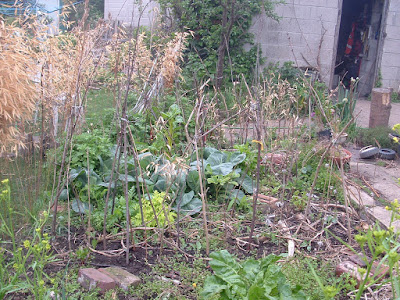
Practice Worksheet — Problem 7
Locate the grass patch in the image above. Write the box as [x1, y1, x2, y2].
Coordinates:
[354, 126, 396, 149]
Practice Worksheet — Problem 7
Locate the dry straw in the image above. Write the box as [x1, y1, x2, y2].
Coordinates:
[0, 18, 39, 154]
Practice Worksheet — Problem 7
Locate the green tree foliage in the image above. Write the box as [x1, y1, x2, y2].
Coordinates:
[158, 0, 280, 88]
[62, 0, 104, 29]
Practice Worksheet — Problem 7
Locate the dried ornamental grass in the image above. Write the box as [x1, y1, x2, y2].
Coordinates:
[0, 18, 38, 154]
[161, 32, 188, 89]
[36, 20, 108, 135]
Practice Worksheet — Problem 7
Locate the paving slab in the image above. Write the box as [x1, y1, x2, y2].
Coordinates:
[99, 267, 141, 291]
[349, 161, 400, 203]
[78, 268, 116, 294]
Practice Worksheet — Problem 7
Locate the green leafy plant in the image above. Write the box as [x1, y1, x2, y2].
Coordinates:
[189, 147, 253, 208]
[69, 129, 113, 171]
[282, 257, 354, 300]
[200, 250, 308, 299]
[150, 104, 185, 155]
[331, 200, 400, 300]
[392, 123, 400, 140]
[355, 126, 396, 149]
[0, 180, 56, 300]
[132, 191, 176, 227]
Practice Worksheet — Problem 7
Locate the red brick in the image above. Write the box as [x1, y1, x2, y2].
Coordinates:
[335, 261, 363, 286]
[78, 268, 116, 294]
[349, 253, 368, 267]
[99, 267, 141, 291]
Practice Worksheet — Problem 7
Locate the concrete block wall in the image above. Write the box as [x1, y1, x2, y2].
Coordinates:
[249, 0, 341, 85]
[39, 0, 60, 35]
[381, 0, 400, 92]
[104, 0, 159, 28]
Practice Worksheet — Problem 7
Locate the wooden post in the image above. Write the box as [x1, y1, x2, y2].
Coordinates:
[369, 88, 392, 128]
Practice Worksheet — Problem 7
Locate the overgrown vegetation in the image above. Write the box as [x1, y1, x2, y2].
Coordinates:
[0, 1, 399, 299]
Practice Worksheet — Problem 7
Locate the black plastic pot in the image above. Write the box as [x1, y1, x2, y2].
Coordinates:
[317, 129, 332, 140]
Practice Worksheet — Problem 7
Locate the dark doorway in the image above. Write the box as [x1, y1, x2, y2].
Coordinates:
[334, 0, 384, 96]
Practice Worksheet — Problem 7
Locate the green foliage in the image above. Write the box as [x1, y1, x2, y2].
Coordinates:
[173, 190, 202, 216]
[375, 69, 382, 88]
[288, 143, 344, 206]
[158, 0, 279, 85]
[189, 147, 253, 208]
[132, 191, 177, 227]
[70, 129, 113, 171]
[150, 104, 186, 155]
[130, 255, 210, 299]
[265, 61, 303, 83]
[282, 257, 354, 300]
[200, 250, 308, 299]
[0, 182, 56, 300]
[355, 126, 396, 149]
[392, 92, 400, 103]
[74, 246, 91, 265]
[333, 219, 400, 300]
[233, 143, 258, 172]
[62, 0, 104, 30]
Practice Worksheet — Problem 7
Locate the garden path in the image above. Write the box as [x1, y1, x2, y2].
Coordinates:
[347, 97, 400, 230]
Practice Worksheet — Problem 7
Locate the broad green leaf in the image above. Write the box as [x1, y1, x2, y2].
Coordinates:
[69, 168, 85, 182]
[98, 181, 115, 188]
[229, 152, 246, 166]
[71, 199, 92, 214]
[179, 191, 194, 207]
[174, 191, 202, 216]
[180, 197, 202, 215]
[240, 174, 254, 194]
[207, 151, 227, 167]
[199, 275, 228, 299]
[138, 152, 154, 169]
[59, 189, 69, 201]
[118, 174, 136, 182]
[187, 170, 200, 193]
[154, 179, 167, 192]
[211, 162, 234, 176]
[203, 147, 219, 159]
[228, 189, 246, 202]
[247, 284, 266, 300]
[241, 259, 260, 283]
[209, 250, 242, 277]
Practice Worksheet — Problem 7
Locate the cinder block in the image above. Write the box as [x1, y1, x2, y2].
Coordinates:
[78, 268, 116, 294]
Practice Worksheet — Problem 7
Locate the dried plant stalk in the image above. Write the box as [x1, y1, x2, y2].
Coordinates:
[0, 18, 38, 154]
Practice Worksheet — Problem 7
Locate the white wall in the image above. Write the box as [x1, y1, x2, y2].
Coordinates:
[104, 0, 159, 27]
[381, 0, 400, 91]
[249, 0, 341, 85]
[38, 0, 60, 34]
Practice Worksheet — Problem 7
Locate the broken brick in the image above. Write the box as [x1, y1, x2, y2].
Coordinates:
[78, 268, 116, 294]
[99, 267, 141, 291]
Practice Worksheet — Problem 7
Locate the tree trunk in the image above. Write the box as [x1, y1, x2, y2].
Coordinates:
[215, 43, 227, 89]
[215, 3, 229, 90]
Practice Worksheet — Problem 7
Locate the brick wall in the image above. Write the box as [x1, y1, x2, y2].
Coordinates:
[248, 0, 341, 85]
[381, 1, 400, 91]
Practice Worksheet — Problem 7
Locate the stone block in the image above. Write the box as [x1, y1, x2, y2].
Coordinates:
[99, 267, 141, 291]
[78, 268, 116, 294]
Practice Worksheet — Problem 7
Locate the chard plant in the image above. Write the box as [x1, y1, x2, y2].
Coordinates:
[200, 250, 308, 299]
